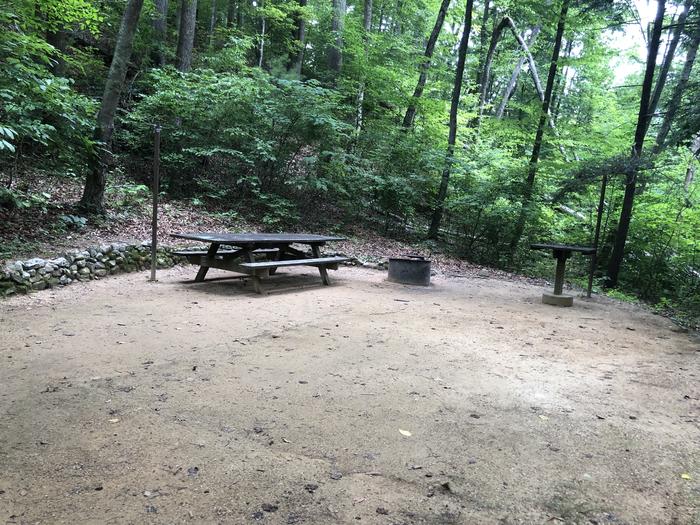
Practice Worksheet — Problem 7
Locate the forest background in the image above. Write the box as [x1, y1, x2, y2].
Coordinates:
[0, 0, 698, 325]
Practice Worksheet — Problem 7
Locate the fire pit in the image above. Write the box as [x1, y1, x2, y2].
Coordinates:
[387, 255, 431, 286]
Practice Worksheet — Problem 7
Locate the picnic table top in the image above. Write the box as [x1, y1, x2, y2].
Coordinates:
[530, 243, 596, 255]
[171, 232, 346, 245]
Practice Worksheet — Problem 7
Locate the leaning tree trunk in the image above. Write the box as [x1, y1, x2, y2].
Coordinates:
[176, 0, 197, 72]
[645, 0, 692, 137]
[478, 16, 571, 160]
[402, 0, 450, 128]
[153, 0, 168, 66]
[652, 17, 700, 155]
[605, 0, 666, 288]
[328, 0, 346, 74]
[495, 26, 540, 117]
[80, 0, 145, 213]
[427, 0, 475, 239]
[509, 0, 570, 256]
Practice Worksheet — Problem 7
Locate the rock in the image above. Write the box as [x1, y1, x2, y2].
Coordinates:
[95, 262, 106, 270]
[94, 269, 108, 277]
[59, 276, 72, 285]
[23, 258, 46, 270]
[107, 260, 117, 267]
[49, 257, 69, 268]
[78, 267, 91, 275]
[32, 281, 47, 291]
[76, 260, 86, 268]
[261, 503, 278, 513]
[69, 264, 78, 271]
[100, 244, 113, 254]
[10, 271, 30, 283]
[304, 483, 319, 494]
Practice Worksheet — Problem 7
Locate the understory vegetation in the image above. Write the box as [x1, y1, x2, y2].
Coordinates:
[0, 0, 698, 324]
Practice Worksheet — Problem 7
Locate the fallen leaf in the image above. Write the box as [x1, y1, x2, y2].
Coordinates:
[399, 429, 412, 437]
[538, 415, 549, 421]
[108, 418, 120, 423]
[681, 473, 692, 480]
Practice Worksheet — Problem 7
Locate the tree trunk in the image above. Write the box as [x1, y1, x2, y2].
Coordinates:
[605, 0, 666, 288]
[495, 26, 540, 118]
[645, 0, 692, 136]
[474, 0, 491, 95]
[153, 0, 168, 66]
[46, 29, 69, 76]
[685, 133, 700, 191]
[226, 0, 235, 27]
[258, 1, 266, 68]
[354, 0, 373, 134]
[176, 0, 197, 72]
[288, 0, 307, 75]
[328, 0, 346, 74]
[652, 18, 700, 154]
[402, 0, 450, 128]
[509, 0, 570, 255]
[427, 0, 475, 239]
[79, 0, 145, 213]
[209, 0, 217, 46]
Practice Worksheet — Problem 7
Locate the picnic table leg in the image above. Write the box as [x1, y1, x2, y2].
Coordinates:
[311, 245, 330, 285]
[552, 250, 570, 295]
[244, 248, 264, 294]
[195, 242, 220, 282]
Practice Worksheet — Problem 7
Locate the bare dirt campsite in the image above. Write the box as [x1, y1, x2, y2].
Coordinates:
[1, 266, 698, 524]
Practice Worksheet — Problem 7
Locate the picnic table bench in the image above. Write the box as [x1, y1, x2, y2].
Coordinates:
[531, 243, 595, 306]
[171, 232, 349, 294]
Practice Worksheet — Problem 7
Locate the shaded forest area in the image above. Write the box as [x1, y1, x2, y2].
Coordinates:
[0, 0, 699, 323]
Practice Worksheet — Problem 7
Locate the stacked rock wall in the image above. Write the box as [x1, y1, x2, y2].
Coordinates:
[0, 243, 182, 297]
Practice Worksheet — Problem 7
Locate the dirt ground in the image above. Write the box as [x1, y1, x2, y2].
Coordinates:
[0, 265, 698, 524]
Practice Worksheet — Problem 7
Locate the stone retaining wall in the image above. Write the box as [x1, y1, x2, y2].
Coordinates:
[0, 243, 182, 298]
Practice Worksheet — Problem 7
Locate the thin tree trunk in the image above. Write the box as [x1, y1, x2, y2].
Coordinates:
[645, 0, 691, 136]
[652, 18, 700, 154]
[288, 0, 307, 75]
[258, 6, 266, 68]
[495, 26, 540, 118]
[477, 16, 571, 159]
[685, 133, 700, 191]
[475, 0, 491, 94]
[153, 0, 168, 66]
[354, 0, 373, 134]
[80, 0, 145, 213]
[606, 0, 666, 288]
[509, 0, 570, 255]
[226, 0, 234, 27]
[328, 0, 346, 73]
[209, 0, 217, 46]
[176, 0, 197, 72]
[427, 0, 475, 239]
[402, 0, 450, 128]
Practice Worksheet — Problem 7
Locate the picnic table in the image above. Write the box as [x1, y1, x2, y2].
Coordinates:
[171, 233, 349, 294]
[530, 243, 595, 306]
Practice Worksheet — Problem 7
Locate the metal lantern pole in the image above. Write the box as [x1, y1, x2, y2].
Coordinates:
[587, 172, 608, 297]
[150, 124, 161, 282]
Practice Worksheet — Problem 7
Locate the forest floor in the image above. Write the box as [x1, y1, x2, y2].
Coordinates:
[1, 265, 698, 524]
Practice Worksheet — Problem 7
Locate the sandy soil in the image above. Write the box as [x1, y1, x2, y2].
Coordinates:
[0, 265, 698, 524]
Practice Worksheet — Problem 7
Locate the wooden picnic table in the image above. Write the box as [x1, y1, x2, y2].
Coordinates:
[530, 243, 595, 306]
[171, 232, 349, 294]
